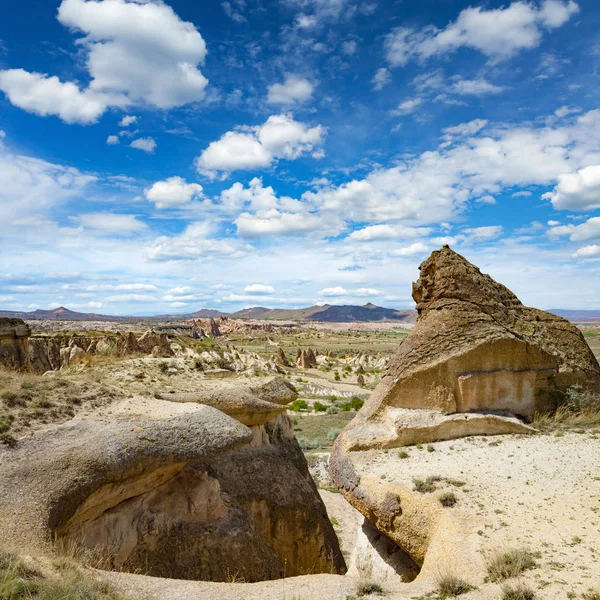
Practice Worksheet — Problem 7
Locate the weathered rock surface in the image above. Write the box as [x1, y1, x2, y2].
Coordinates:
[0, 318, 31, 371]
[0, 386, 344, 582]
[337, 246, 600, 456]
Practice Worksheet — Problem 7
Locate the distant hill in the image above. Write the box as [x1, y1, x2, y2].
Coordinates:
[0, 303, 416, 323]
[548, 309, 600, 322]
[230, 307, 271, 319]
[232, 303, 417, 323]
[0, 307, 130, 322]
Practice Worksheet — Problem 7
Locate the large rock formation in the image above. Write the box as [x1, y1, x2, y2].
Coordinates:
[329, 246, 600, 590]
[334, 246, 600, 453]
[0, 381, 344, 582]
[0, 318, 31, 371]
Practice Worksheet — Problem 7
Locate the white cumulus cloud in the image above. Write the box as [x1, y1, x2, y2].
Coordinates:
[385, 0, 578, 66]
[267, 75, 314, 105]
[145, 176, 204, 209]
[130, 137, 156, 154]
[0, 0, 208, 123]
[106, 135, 119, 145]
[196, 114, 326, 178]
[542, 165, 600, 211]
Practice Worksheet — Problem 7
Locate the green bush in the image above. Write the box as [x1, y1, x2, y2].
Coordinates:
[313, 401, 328, 413]
[333, 371, 340, 381]
[290, 399, 309, 412]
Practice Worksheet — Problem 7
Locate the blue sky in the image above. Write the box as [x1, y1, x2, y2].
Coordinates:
[1, 0, 600, 316]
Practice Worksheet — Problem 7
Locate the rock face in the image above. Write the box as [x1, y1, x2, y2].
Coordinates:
[339, 246, 600, 453]
[0, 318, 31, 371]
[275, 346, 290, 367]
[0, 383, 344, 583]
[27, 330, 174, 374]
[297, 348, 318, 368]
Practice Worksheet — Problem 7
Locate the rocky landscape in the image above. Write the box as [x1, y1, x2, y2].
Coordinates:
[0, 247, 599, 600]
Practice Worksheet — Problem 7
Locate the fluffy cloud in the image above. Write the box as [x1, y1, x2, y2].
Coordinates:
[106, 135, 119, 145]
[348, 224, 431, 241]
[390, 242, 430, 256]
[372, 68, 391, 91]
[0, 70, 112, 124]
[145, 177, 204, 209]
[76, 212, 147, 233]
[320, 286, 348, 296]
[385, 0, 578, 66]
[244, 284, 276, 294]
[196, 114, 326, 178]
[0, 0, 208, 123]
[442, 119, 488, 141]
[303, 110, 600, 227]
[542, 165, 600, 211]
[548, 217, 600, 242]
[573, 245, 600, 259]
[130, 137, 156, 153]
[267, 75, 314, 105]
[119, 115, 137, 127]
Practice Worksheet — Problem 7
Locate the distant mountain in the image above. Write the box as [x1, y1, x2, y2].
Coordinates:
[230, 307, 271, 319]
[0, 307, 130, 321]
[0, 303, 416, 323]
[231, 303, 417, 323]
[548, 309, 600, 322]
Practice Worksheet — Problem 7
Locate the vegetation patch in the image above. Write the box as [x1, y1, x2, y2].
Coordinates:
[487, 549, 539, 582]
[501, 583, 536, 600]
[437, 574, 474, 597]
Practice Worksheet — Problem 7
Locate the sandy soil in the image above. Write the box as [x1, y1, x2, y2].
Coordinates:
[345, 430, 600, 599]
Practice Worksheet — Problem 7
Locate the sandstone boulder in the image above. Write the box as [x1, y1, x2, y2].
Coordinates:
[0, 393, 345, 583]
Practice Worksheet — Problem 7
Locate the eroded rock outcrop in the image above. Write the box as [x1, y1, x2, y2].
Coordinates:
[329, 246, 600, 587]
[0, 318, 31, 371]
[334, 246, 600, 453]
[0, 380, 344, 582]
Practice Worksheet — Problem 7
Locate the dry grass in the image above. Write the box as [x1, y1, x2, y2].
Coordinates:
[533, 386, 600, 431]
[0, 548, 132, 600]
[582, 591, 600, 600]
[356, 581, 384, 596]
[0, 367, 118, 442]
[439, 491, 458, 507]
[501, 582, 535, 600]
[436, 574, 474, 597]
[413, 475, 442, 494]
[487, 549, 539, 582]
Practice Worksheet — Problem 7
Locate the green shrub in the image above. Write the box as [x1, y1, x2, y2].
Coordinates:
[326, 405, 339, 414]
[290, 399, 309, 412]
[333, 371, 340, 381]
[313, 401, 327, 413]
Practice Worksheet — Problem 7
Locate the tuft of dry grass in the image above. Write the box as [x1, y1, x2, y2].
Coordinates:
[533, 385, 600, 430]
[437, 574, 474, 597]
[356, 581, 384, 596]
[487, 549, 538, 582]
[439, 491, 457, 507]
[413, 475, 442, 494]
[582, 590, 600, 600]
[501, 582, 535, 600]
